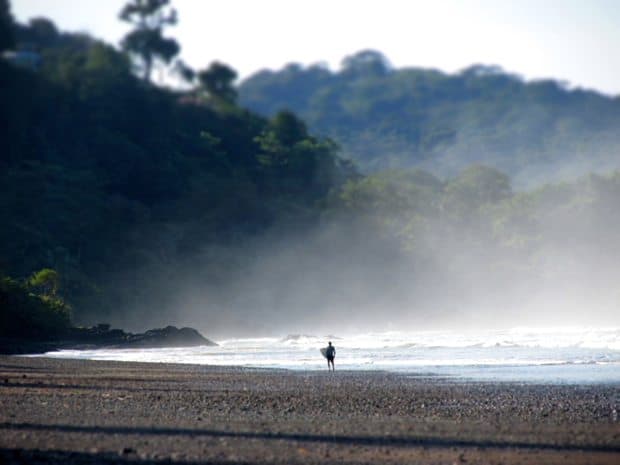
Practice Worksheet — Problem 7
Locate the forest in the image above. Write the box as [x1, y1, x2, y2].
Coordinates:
[240, 50, 620, 187]
[0, 0, 351, 336]
[1, 1, 619, 337]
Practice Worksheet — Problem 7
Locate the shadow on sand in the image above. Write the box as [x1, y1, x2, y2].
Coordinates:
[1, 422, 619, 454]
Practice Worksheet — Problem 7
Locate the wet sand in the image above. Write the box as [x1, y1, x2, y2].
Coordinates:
[0, 355, 619, 464]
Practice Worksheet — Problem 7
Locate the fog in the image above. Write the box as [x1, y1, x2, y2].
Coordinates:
[102, 168, 620, 338]
[416, 124, 620, 191]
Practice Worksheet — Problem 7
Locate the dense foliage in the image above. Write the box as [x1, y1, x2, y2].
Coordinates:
[0, 270, 71, 338]
[0, 11, 349, 329]
[119, 0, 180, 82]
[239, 50, 620, 186]
[2, 6, 618, 334]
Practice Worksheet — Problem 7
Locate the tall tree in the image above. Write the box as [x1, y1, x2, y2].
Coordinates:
[119, 0, 179, 82]
[0, 0, 15, 51]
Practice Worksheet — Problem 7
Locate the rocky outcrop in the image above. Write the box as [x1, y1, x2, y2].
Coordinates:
[0, 325, 217, 355]
[112, 326, 216, 349]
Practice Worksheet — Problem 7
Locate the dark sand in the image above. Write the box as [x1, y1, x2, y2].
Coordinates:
[0, 355, 619, 464]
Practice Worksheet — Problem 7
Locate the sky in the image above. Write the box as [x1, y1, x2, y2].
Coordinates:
[11, 0, 620, 96]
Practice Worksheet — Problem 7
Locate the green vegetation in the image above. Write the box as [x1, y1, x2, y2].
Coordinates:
[0, 0, 14, 51]
[239, 50, 620, 186]
[1, 3, 619, 334]
[320, 168, 620, 323]
[197, 62, 239, 105]
[119, 0, 180, 82]
[0, 2, 349, 331]
[1, 270, 71, 339]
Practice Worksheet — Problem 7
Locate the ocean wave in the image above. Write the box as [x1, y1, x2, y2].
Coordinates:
[28, 326, 620, 383]
[313, 327, 620, 351]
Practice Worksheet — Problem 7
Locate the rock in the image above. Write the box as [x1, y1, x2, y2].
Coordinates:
[0, 324, 217, 354]
[120, 326, 217, 348]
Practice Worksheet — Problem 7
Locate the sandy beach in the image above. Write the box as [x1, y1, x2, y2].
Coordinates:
[0, 355, 619, 464]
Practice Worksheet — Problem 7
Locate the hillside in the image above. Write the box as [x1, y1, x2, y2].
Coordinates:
[0, 15, 351, 331]
[2, 9, 620, 336]
[239, 50, 620, 187]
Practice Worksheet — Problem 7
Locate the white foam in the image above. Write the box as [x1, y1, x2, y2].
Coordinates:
[28, 327, 620, 382]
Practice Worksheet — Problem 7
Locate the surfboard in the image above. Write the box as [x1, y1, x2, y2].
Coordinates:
[320, 347, 328, 358]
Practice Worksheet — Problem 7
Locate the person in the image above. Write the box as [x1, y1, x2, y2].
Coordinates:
[325, 341, 336, 371]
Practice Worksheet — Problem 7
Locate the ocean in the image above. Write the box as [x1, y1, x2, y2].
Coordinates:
[30, 327, 620, 383]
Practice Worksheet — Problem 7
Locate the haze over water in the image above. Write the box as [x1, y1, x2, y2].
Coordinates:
[34, 326, 620, 384]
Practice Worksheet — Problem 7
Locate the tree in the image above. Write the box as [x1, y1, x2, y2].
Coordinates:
[442, 165, 512, 222]
[119, 0, 179, 82]
[255, 111, 341, 196]
[27, 268, 60, 297]
[270, 110, 309, 145]
[1, 273, 71, 338]
[0, 0, 14, 51]
[198, 61, 238, 104]
[21, 17, 59, 46]
[340, 49, 391, 76]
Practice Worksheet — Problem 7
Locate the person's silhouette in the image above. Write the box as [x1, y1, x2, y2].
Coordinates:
[325, 341, 336, 371]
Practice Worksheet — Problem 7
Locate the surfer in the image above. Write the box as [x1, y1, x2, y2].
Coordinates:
[325, 341, 336, 371]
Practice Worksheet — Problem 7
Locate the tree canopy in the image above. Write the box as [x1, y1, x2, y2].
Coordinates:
[198, 61, 238, 105]
[1, 13, 350, 329]
[3, 5, 620, 333]
[239, 52, 620, 187]
[119, 0, 180, 82]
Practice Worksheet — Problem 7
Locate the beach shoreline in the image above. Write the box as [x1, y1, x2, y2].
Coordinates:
[1, 355, 619, 464]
